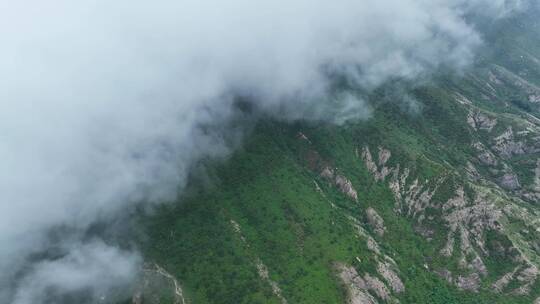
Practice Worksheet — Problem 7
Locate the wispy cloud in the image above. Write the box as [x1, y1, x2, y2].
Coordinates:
[0, 0, 526, 302]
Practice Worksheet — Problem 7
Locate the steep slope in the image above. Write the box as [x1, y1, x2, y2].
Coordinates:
[132, 8, 540, 304]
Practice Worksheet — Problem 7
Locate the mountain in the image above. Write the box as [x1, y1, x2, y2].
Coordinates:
[131, 8, 540, 304]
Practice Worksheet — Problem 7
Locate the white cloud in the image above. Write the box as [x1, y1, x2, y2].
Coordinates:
[11, 240, 140, 304]
[0, 0, 525, 301]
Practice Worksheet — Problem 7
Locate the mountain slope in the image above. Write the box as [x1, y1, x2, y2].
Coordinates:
[133, 8, 540, 304]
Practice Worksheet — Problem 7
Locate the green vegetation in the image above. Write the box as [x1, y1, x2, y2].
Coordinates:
[134, 8, 540, 304]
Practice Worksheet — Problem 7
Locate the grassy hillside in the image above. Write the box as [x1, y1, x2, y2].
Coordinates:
[132, 8, 540, 304]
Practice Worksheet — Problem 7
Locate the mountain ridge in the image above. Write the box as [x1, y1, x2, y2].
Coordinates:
[132, 7, 540, 304]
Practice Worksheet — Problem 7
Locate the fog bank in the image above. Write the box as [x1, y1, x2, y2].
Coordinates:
[0, 0, 526, 302]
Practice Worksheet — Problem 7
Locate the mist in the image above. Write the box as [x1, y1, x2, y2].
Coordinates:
[0, 0, 526, 302]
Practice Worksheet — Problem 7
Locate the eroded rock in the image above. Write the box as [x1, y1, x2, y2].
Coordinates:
[378, 148, 392, 167]
[469, 256, 488, 277]
[256, 259, 288, 304]
[490, 65, 540, 103]
[360, 141, 538, 297]
[366, 236, 381, 254]
[336, 175, 359, 202]
[466, 162, 481, 181]
[231, 220, 288, 304]
[468, 110, 497, 132]
[499, 172, 521, 190]
[153, 264, 187, 304]
[377, 262, 405, 293]
[337, 264, 378, 304]
[440, 232, 455, 257]
[366, 208, 386, 237]
[361, 147, 392, 181]
[455, 93, 473, 105]
[321, 167, 359, 201]
[442, 187, 467, 211]
[456, 273, 481, 292]
[519, 264, 539, 279]
[492, 266, 520, 293]
[337, 263, 400, 303]
[472, 142, 498, 166]
[443, 190, 502, 257]
[492, 127, 526, 159]
[363, 273, 391, 300]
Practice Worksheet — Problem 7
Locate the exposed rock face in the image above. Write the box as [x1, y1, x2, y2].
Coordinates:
[363, 273, 391, 300]
[442, 190, 502, 272]
[499, 172, 521, 190]
[390, 168, 440, 217]
[348, 215, 382, 255]
[347, 214, 405, 299]
[433, 183, 537, 294]
[132, 263, 187, 304]
[440, 233, 455, 257]
[321, 167, 334, 179]
[468, 110, 497, 132]
[449, 191, 501, 245]
[520, 159, 540, 201]
[488, 70, 504, 85]
[360, 145, 540, 296]
[336, 175, 359, 202]
[492, 127, 526, 159]
[296, 132, 311, 143]
[361, 145, 442, 217]
[466, 162, 481, 181]
[455, 93, 473, 105]
[337, 264, 378, 304]
[375, 155, 509, 291]
[366, 207, 386, 237]
[337, 261, 403, 303]
[442, 187, 467, 211]
[230, 220, 288, 304]
[377, 262, 405, 293]
[456, 273, 481, 292]
[361, 147, 392, 182]
[256, 259, 288, 304]
[378, 148, 392, 167]
[512, 265, 539, 295]
[155, 264, 186, 304]
[321, 167, 359, 201]
[490, 65, 540, 102]
[366, 237, 381, 254]
[472, 142, 498, 166]
[492, 266, 520, 293]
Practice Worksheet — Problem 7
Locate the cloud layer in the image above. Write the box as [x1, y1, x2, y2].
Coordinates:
[0, 0, 526, 302]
